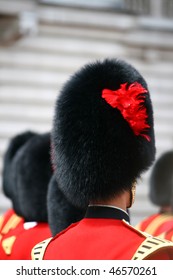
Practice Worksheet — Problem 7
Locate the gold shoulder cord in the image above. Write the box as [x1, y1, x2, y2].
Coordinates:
[0, 214, 22, 252]
[143, 215, 173, 235]
[0, 215, 4, 230]
[1, 214, 22, 234]
[31, 237, 52, 260]
[122, 220, 173, 260]
[132, 236, 173, 260]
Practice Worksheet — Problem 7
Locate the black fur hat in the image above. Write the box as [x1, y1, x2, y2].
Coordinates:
[149, 150, 173, 209]
[2, 131, 53, 222]
[52, 58, 156, 208]
[2, 131, 36, 199]
[47, 174, 86, 236]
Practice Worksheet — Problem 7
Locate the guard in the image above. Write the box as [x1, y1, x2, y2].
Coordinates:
[32, 58, 173, 260]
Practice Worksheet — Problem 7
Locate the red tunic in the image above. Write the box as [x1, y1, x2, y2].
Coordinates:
[32, 206, 173, 260]
[158, 228, 173, 241]
[0, 208, 51, 260]
[135, 213, 173, 236]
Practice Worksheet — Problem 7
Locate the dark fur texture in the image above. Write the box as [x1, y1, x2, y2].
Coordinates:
[3, 131, 53, 222]
[52, 58, 156, 208]
[47, 174, 86, 236]
[2, 131, 35, 199]
[149, 150, 173, 209]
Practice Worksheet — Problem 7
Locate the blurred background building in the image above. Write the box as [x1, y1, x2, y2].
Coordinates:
[0, 0, 173, 225]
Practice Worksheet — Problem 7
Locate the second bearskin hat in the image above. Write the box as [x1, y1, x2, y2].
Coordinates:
[52, 58, 156, 208]
[149, 150, 173, 209]
[2, 131, 35, 199]
[2, 131, 53, 222]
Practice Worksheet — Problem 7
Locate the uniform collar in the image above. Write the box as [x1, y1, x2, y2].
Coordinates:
[85, 205, 130, 223]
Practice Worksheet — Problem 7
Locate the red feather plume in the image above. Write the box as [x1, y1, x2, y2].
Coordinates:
[102, 82, 151, 141]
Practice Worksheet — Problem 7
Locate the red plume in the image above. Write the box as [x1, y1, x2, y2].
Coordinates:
[102, 82, 151, 141]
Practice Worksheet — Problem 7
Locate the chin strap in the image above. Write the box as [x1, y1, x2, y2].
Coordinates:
[127, 181, 136, 208]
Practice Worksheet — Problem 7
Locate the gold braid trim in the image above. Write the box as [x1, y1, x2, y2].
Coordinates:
[2, 236, 16, 255]
[144, 215, 173, 235]
[0, 216, 4, 241]
[1, 214, 22, 234]
[31, 237, 52, 260]
[0, 215, 4, 231]
[132, 236, 173, 260]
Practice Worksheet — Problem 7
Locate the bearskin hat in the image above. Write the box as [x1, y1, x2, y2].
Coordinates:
[52, 58, 156, 208]
[47, 174, 86, 236]
[149, 150, 173, 209]
[2, 131, 36, 199]
[3, 131, 53, 222]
